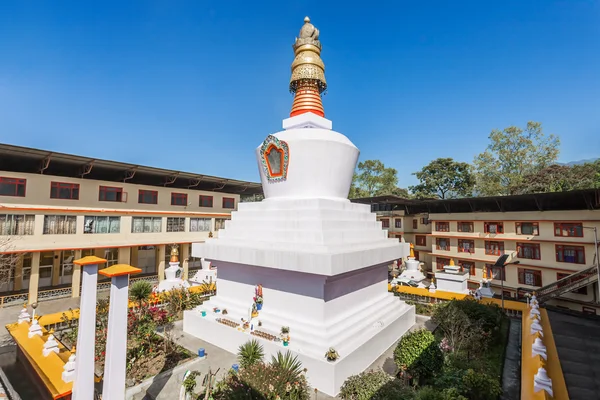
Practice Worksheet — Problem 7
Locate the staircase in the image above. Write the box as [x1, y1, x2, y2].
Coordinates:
[518, 264, 599, 304]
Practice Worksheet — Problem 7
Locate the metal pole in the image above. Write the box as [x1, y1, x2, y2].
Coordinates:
[594, 227, 599, 303]
[501, 272, 505, 312]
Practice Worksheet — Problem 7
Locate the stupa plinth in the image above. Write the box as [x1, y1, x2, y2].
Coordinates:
[434, 259, 470, 294]
[183, 17, 415, 396]
[399, 243, 426, 282]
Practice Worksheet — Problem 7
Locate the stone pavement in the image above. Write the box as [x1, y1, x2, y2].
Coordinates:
[548, 309, 600, 400]
[138, 315, 433, 399]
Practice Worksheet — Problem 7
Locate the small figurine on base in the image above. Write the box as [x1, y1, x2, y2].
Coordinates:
[251, 303, 259, 319]
[325, 347, 340, 362]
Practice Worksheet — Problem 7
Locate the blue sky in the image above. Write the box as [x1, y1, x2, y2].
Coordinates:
[1, 1, 599, 187]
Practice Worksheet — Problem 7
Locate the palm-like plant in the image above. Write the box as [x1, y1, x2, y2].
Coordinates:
[129, 280, 153, 308]
[271, 351, 304, 382]
[237, 339, 264, 369]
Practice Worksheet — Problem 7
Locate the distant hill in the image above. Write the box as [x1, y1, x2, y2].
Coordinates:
[561, 158, 599, 166]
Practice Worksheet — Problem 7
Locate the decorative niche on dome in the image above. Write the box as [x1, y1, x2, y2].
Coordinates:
[260, 135, 290, 183]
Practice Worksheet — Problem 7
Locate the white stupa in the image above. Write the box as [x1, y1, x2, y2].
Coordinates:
[399, 243, 426, 282]
[183, 17, 416, 396]
[157, 244, 190, 292]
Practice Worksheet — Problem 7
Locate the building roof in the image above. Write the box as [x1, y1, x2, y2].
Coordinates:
[0, 143, 263, 195]
[351, 189, 600, 214]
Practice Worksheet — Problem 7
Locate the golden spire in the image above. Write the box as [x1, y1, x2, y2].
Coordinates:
[289, 16, 327, 118]
[170, 244, 179, 263]
[409, 243, 415, 258]
[449, 258, 455, 266]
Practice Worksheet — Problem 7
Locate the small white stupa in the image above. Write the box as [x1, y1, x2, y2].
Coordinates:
[43, 330, 60, 357]
[18, 304, 31, 324]
[62, 347, 76, 383]
[478, 266, 495, 298]
[28, 318, 43, 338]
[399, 243, 426, 282]
[157, 244, 190, 292]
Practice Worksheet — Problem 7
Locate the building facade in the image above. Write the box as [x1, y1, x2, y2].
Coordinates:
[354, 190, 600, 314]
[0, 144, 262, 305]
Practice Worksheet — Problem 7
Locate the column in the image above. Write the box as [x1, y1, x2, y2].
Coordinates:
[72, 255, 107, 400]
[182, 244, 190, 281]
[71, 250, 83, 298]
[118, 247, 131, 265]
[131, 246, 139, 269]
[157, 245, 166, 282]
[51, 250, 61, 287]
[100, 264, 141, 400]
[13, 254, 23, 291]
[28, 252, 41, 304]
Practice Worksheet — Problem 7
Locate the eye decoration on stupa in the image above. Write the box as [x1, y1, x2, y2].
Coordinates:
[260, 135, 290, 183]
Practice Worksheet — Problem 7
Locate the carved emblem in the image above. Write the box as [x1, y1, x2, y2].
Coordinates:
[260, 135, 290, 183]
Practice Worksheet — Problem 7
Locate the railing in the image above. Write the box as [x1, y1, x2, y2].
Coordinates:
[518, 264, 598, 304]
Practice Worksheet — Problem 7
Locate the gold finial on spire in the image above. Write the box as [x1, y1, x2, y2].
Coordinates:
[449, 258, 455, 266]
[170, 244, 179, 263]
[409, 243, 415, 258]
[289, 16, 327, 118]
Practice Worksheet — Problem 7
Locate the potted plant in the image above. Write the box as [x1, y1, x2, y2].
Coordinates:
[222, 309, 228, 315]
[280, 326, 290, 346]
[325, 347, 340, 362]
[255, 296, 263, 311]
[258, 320, 262, 327]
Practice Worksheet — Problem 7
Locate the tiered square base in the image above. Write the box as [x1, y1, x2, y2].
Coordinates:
[183, 301, 415, 396]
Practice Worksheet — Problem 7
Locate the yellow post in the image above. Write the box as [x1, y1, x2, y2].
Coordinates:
[28, 252, 41, 304]
[157, 245, 166, 282]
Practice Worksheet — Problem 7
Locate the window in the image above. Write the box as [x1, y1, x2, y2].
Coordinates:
[557, 272, 587, 295]
[43, 215, 77, 234]
[395, 219, 402, 229]
[415, 235, 427, 246]
[420, 217, 429, 225]
[223, 197, 235, 209]
[436, 238, 450, 251]
[484, 222, 504, 234]
[215, 218, 228, 230]
[435, 222, 449, 232]
[485, 263, 505, 281]
[50, 182, 79, 200]
[516, 222, 539, 236]
[0, 214, 35, 235]
[381, 219, 390, 228]
[582, 307, 596, 315]
[99, 186, 123, 202]
[412, 219, 418, 229]
[518, 268, 542, 287]
[131, 217, 162, 233]
[167, 217, 185, 232]
[458, 239, 475, 253]
[0, 177, 26, 197]
[60, 250, 75, 277]
[458, 260, 475, 275]
[457, 222, 474, 233]
[103, 248, 119, 267]
[83, 216, 120, 234]
[485, 241, 504, 256]
[554, 223, 584, 238]
[556, 245, 585, 264]
[517, 243, 541, 260]
[138, 190, 158, 204]
[436, 257, 450, 270]
[190, 218, 211, 232]
[171, 193, 188, 206]
[200, 195, 213, 207]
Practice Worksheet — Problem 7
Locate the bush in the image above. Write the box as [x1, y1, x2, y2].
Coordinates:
[270, 351, 304, 383]
[340, 369, 413, 400]
[161, 287, 205, 319]
[394, 329, 443, 385]
[213, 362, 310, 400]
[237, 339, 264, 369]
[129, 281, 153, 307]
[460, 369, 502, 400]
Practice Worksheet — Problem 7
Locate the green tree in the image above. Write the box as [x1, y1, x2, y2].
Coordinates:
[473, 121, 560, 196]
[410, 158, 475, 199]
[349, 160, 410, 198]
[515, 160, 600, 194]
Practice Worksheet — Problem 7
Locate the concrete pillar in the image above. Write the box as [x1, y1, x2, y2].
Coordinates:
[131, 246, 139, 268]
[28, 252, 40, 304]
[157, 245, 166, 282]
[100, 264, 141, 400]
[72, 255, 107, 400]
[51, 251, 60, 287]
[182, 244, 190, 281]
[71, 250, 83, 298]
[14, 254, 23, 291]
[118, 247, 131, 265]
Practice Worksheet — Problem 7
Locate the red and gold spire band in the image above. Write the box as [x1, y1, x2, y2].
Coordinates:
[290, 80, 324, 118]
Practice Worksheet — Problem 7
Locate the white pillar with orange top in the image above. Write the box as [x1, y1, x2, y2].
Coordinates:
[72, 255, 107, 400]
[100, 264, 141, 400]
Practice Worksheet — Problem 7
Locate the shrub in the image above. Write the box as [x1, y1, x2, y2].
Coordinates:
[162, 287, 205, 319]
[394, 329, 443, 385]
[460, 369, 502, 400]
[237, 339, 264, 369]
[270, 351, 304, 383]
[129, 280, 153, 307]
[340, 369, 412, 400]
[416, 386, 468, 400]
[213, 362, 310, 400]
